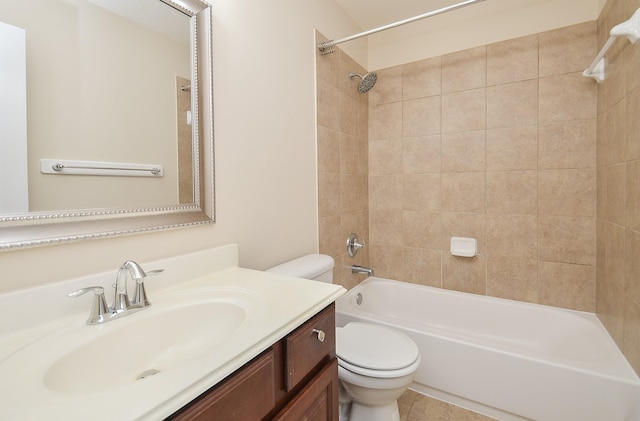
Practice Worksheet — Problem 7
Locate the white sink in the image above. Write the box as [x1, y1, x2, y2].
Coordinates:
[44, 295, 248, 394]
[0, 287, 265, 403]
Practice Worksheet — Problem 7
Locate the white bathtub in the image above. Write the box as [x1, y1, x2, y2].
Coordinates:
[335, 277, 640, 421]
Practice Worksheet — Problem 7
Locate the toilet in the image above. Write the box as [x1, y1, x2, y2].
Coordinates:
[267, 254, 421, 421]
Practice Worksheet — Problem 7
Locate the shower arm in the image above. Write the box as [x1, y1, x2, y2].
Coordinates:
[318, 0, 486, 55]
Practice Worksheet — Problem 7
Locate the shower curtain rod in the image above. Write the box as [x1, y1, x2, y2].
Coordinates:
[318, 0, 486, 55]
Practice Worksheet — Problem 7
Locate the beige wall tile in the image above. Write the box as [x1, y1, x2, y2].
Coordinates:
[487, 34, 538, 86]
[369, 174, 403, 211]
[340, 174, 367, 213]
[370, 210, 403, 247]
[441, 172, 485, 213]
[369, 102, 402, 140]
[606, 97, 627, 164]
[626, 229, 640, 306]
[318, 172, 340, 217]
[317, 81, 339, 130]
[403, 248, 442, 287]
[605, 222, 626, 290]
[403, 56, 442, 101]
[442, 213, 486, 255]
[606, 164, 626, 226]
[538, 120, 596, 169]
[319, 215, 342, 257]
[316, 32, 338, 88]
[403, 135, 442, 174]
[369, 244, 404, 280]
[539, 261, 595, 311]
[596, 270, 625, 348]
[317, 126, 340, 173]
[626, 160, 640, 231]
[442, 254, 487, 295]
[403, 173, 441, 211]
[538, 169, 596, 216]
[403, 211, 444, 250]
[627, 19, 640, 93]
[627, 87, 640, 161]
[487, 214, 537, 259]
[442, 46, 487, 93]
[624, 298, 640, 374]
[487, 79, 538, 128]
[403, 96, 442, 137]
[486, 170, 538, 215]
[369, 139, 402, 175]
[539, 215, 596, 265]
[539, 72, 597, 123]
[442, 130, 486, 173]
[487, 257, 538, 303]
[486, 126, 538, 171]
[340, 91, 359, 137]
[339, 50, 367, 100]
[442, 88, 486, 133]
[368, 65, 402, 106]
[539, 22, 597, 77]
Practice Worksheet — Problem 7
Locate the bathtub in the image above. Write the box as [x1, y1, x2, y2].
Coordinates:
[335, 277, 640, 421]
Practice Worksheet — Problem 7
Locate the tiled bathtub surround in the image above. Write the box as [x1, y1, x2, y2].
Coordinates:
[367, 22, 598, 312]
[596, 0, 640, 375]
[316, 32, 370, 289]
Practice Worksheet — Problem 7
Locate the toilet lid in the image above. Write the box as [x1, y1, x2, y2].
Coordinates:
[336, 322, 419, 371]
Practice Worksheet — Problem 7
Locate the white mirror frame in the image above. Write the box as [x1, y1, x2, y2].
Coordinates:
[0, 0, 214, 250]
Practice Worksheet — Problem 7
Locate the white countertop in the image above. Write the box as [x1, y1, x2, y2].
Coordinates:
[0, 244, 345, 420]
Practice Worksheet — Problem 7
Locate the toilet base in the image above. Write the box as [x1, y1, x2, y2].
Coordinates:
[348, 400, 400, 421]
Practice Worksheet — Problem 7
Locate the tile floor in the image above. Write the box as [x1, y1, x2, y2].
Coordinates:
[398, 390, 497, 421]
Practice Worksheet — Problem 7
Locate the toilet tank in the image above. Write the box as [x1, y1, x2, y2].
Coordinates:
[266, 254, 334, 283]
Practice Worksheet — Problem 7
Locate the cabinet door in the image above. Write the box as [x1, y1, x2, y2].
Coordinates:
[274, 359, 338, 421]
[168, 348, 276, 421]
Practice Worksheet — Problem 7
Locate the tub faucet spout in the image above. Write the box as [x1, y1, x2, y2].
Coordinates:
[351, 264, 374, 277]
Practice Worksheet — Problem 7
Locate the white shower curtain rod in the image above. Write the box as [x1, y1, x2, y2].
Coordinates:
[318, 0, 486, 55]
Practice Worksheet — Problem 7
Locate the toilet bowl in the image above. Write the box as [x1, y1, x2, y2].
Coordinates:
[336, 322, 420, 421]
[266, 254, 421, 421]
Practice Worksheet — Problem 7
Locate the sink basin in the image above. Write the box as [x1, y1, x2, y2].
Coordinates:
[0, 287, 265, 397]
[45, 300, 246, 393]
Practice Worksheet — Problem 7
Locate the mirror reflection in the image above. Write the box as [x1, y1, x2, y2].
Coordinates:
[0, 0, 192, 214]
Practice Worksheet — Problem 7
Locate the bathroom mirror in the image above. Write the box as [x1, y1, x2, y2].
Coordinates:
[0, 0, 214, 250]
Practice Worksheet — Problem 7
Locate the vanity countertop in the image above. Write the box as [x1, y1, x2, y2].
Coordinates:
[0, 244, 345, 420]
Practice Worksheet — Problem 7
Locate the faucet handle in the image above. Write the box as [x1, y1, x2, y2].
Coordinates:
[67, 286, 110, 325]
[132, 268, 163, 307]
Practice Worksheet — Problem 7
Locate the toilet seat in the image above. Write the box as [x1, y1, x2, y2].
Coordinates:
[336, 322, 420, 378]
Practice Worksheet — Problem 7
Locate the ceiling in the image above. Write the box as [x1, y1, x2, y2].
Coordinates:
[334, 0, 471, 31]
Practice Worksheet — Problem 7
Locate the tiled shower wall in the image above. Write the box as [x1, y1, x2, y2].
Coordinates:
[316, 33, 371, 289]
[366, 22, 598, 312]
[595, 0, 640, 374]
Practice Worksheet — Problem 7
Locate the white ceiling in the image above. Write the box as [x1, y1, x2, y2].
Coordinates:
[334, 0, 470, 31]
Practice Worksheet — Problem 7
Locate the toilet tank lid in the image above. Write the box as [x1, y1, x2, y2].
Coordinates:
[266, 254, 334, 279]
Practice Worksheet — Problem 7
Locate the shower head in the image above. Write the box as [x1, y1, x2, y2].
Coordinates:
[349, 72, 377, 94]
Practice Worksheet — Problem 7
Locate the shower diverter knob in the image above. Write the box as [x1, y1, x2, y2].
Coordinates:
[347, 233, 365, 257]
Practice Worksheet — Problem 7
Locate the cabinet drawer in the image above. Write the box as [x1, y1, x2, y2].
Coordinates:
[285, 304, 335, 392]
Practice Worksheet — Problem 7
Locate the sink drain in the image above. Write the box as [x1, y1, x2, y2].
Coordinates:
[137, 369, 160, 380]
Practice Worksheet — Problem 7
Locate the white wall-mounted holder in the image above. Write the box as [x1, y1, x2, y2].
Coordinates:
[450, 237, 477, 258]
[583, 7, 640, 83]
[40, 159, 164, 177]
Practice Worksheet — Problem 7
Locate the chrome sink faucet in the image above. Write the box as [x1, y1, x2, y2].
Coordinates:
[68, 260, 163, 324]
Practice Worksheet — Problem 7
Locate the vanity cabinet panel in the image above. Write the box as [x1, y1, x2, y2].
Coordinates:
[273, 359, 339, 421]
[167, 303, 338, 421]
[167, 348, 276, 421]
[285, 304, 335, 392]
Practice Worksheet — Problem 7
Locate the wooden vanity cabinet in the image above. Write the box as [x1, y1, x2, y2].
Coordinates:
[167, 303, 339, 421]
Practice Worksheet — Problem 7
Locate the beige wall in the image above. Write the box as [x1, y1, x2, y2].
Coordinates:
[367, 0, 602, 70]
[595, 0, 640, 376]
[0, 0, 364, 293]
